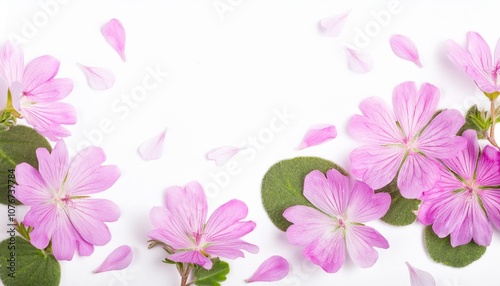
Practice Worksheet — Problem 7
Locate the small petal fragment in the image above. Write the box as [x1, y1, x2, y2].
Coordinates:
[344, 47, 373, 74]
[78, 64, 115, 90]
[102, 19, 126, 62]
[297, 124, 337, 150]
[318, 10, 350, 38]
[390, 35, 423, 67]
[206, 146, 243, 166]
[138, 129, 167, 160]
[94, 245, 133, 273]
[406, 262, 436, 286]
[246, 256, 290, 283]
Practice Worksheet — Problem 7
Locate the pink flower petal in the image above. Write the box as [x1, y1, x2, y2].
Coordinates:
[102, 19, 126, 62]
[304, 229, 345, 273]
[389, 35, 423, 68]
[94, 245, 133, 273]
[246, 256, 290, 283]
[78, 64, 115, 90]
[344, 46, 373, 74]
[318, 10, 350, 38]
[169, 250, 213, 269]
[206, 146, 242, 166]
[297, 124, 337, 150]
[303, 169, 349, 216]
[138, 129, 167, 160]
[406, 262, 436, 286]
[345, 225, 388, 268]
[23, 55, 60, 94]
[398, 154, 440, 199]
[346, 181, 390, 223]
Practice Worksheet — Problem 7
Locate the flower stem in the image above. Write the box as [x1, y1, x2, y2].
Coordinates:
[489, 100, 500, 149]
[178, 263, 192, 286]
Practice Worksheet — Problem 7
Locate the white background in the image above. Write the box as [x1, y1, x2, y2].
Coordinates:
[0, 0, 499, 285]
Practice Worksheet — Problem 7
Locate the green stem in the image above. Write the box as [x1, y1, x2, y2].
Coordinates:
[179, 263, 192, 286]
[489, 100, 500, 149]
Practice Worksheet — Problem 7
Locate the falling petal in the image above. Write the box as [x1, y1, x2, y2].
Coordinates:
[206, 146, 243, 166]
[344, 46, 373, 74]
[102, 19, 126, 62]
[138, 129, 167, 160]
[298, 124, 337, 150]
[94, 245, 133, 273]
[390, 35, 423, 68]
[78, 64, 115, 90]
[246, 256, 289, 283]
[406, 262, 436, 286]
[318, 10, 350, 38]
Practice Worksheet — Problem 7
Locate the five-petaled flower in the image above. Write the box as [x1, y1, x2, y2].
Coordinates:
[447, 31, 500, 96]
[0, 41, 76, 140]
[418, 130, 500, 247]
[349, 81, 467, 198]
[148, 181, 259, 269]
[14, 140, 121, 260]
[283, 168, 391, 273]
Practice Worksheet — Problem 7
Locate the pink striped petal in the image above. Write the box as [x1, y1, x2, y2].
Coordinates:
[246, 256, 290, 283]
[318, 10, 350, 38]
[138, 129, 167, 160]
[297, 124, 337, 150]
[94, 245, 133, 273]
[78, 64, 115, 90]
[406, 262, 436, 286]
[344, 46, 373, 74]
[102, 19, 126, 62]
[206, 146, 243, 166]
[390, 35, 423, 68]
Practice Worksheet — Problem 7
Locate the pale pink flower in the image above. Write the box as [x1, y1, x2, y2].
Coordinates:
[148, 181, 259, 269]
[447, 31, 500, 94]
[102, 19, 126, 62]
[14, 141, 121, 260]
[418, 130, 500, 247]
[0, 41, 76, 140]
[246, 256, 289, 283]
[283, 169, 390, 273]
[349, 81, 466, 198]
[406, 262, 436, 286]
[390, 34, 423, 68]
[94, 245, 133, 273]
[297, 124, 337, 150]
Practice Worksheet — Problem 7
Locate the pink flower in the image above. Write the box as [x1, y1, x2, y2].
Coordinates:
[349, 81, 466, 198]
[418, 130, 500, 247]
[148, 181, 259, 269]
[0, 41, 76, 140]
[447, 31, 500, 94]
[14, 141, 121, 260]
[283, 169, 391, 273]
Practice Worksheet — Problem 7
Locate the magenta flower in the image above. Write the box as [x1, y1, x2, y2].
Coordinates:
[418, 130, 500, 247]
[14, 141, 121, 260]
[0, 41, 75, 140]
[349, 81, 466, 198]
[447, 31, 500, 94]
[283, 169, 391, 273]
[148, 181, 259, 269]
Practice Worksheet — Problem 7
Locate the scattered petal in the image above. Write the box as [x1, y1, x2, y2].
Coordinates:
[297, 124, 337, 150]
[78, 64, 115, 90]
[138, 129, 167, 160]
[344, 46, 373, 74]
[102, 19, 126, 62]
[318, 10, 350, 38]
[390, 35, 423, 68]
[206, 146, 243, 166]
[246, 256, 289, 283]
[94, 245, 133, 273]
[406, 262, 436, 286]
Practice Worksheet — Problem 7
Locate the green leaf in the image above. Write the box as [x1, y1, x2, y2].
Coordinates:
[424, 226, 486, 267]
[261, 157, 347, 231]
[0, 236, 60, 286]
[459, 105, 491, 139]
[0, 125, 51, 205]
[193, 258, 230, 286]
[376, 179, 420, 226]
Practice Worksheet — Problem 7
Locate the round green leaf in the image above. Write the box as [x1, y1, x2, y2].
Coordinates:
[424, 226, 486, 267]
[376, 179, 420, 226]
[261, 156, 346, 231]
[0, 125, 51, 205]
[193, 258, 229, 286]
[0, 236, 60, 286]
